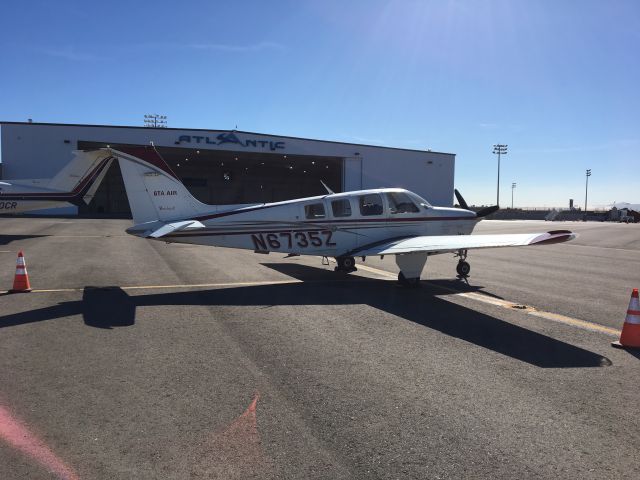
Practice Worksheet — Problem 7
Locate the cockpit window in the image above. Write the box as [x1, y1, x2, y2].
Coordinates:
[358, 194, 384, 216]
[386, 192, 419, 214]
[305, 203, 326, 219]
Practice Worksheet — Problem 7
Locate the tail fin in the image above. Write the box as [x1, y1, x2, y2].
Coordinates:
[47, 150, 112, 200]
[80, 152, 114, 205]
[109, 146, 210, 225]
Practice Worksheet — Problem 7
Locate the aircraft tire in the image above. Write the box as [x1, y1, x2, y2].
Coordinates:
[456, 261, 471, 277]
[336, 256, 357, 272]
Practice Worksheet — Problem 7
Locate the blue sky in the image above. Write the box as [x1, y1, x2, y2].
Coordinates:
[1, 0, 638, 207]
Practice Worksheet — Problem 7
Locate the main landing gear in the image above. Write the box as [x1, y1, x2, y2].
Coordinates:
[334, 256, 357, 273]
[398, 271, 421, 288]
[455, 249, 471, 280]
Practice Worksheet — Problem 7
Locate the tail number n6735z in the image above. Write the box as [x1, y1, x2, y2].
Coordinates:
[251, 231, 336, 251]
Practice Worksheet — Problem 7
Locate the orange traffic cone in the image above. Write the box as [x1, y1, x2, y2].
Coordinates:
[612, 288, 640, 349]
[9, 251, 32, 293]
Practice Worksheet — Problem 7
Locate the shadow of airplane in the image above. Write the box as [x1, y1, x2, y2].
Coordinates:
[0, 262, 611, 368]
[0, 234, 50, 246]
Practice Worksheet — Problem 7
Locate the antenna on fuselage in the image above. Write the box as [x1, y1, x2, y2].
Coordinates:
[320, 180, 336, 195]
[320, 180, 334, 195]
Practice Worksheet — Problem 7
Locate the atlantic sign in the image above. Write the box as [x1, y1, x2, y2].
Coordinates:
[178, 132, 285, 151]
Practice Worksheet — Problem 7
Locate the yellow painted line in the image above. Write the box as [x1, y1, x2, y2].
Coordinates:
[23, 288, 79, 293]
[48, 235, 128, 238]
[563, 243, 640, 254]
[1, 257, 622, 337]
[354, 262, 621, 337]
[0, 274, 377, 295]
[1, 279, 302, 295]
[119, 279, 299, 290]
[526, 310, 619, 336]
[357, 263, 397, 279]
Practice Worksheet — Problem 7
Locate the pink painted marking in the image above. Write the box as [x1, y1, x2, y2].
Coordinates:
[191, 391, 273, 477]
[0, 405, 80, 480]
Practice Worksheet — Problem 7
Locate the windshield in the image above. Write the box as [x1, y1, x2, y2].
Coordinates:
[407, 192, 432, 208]
[386, 192, 420, 214]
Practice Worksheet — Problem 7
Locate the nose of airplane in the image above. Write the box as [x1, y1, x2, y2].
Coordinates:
[447, 206, 499, 218]
[431, 207, 477, 219]
[444, 207, 477, 218]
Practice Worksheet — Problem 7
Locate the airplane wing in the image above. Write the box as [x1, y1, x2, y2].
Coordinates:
[351, 230, 575, 256]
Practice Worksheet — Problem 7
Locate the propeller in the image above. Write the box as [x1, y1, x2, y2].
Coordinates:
[476, 205, 500, 217]
[454, 189, 469, 210]
[455, 188, 499, 218]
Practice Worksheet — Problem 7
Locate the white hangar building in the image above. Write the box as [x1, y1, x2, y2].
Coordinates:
[0, 122, 455, 215]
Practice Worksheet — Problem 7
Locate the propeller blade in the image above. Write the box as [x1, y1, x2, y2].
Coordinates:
[476, 205, 500, 218]
[454, 189, 469, 210]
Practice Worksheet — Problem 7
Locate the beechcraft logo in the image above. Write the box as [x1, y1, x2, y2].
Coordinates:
[178, 132, 286, 151]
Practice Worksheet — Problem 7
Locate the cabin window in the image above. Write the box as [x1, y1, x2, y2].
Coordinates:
[305, 203, 326, 219]
[358, 194, 384, 216]
[386, 192, 419, 214]
[331, 199, 352, 217]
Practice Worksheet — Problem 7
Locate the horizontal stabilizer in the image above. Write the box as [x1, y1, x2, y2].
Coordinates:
[127, 220, 206, 238]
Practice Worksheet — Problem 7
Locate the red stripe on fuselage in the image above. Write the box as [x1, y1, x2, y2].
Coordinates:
[164, 218, 474, 238]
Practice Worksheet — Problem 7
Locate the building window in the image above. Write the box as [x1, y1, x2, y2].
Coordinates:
[386, 192, 419, 214]
[358, 194, 384, 216]
[331, 199, 352, 217]
[305, 203, 326, 219]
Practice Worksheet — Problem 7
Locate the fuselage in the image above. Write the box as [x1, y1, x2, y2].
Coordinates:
[130, 188, 479, 257]
[0, 182, 74, 214]
[0, 153, 113, 214]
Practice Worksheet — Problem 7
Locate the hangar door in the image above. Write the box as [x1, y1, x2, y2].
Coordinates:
[78, 142, 344, 216]
[343, 156, 363, 191]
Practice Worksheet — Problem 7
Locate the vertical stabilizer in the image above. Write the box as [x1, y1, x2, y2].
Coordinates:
[111, 147, 210, 225]
[47, 150, 112, 193]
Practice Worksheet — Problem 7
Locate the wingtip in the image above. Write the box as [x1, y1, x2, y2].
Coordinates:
[531, 230, 576, 245]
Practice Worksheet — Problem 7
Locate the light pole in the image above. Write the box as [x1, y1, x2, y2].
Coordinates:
[493, 144, 507, 206]
[585, 169, 591, 212]
[143, 114, 167, 128]
[511, 182, 516, 209]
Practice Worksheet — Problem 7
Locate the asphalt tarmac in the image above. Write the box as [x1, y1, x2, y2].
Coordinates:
[0, 218, 639, 479]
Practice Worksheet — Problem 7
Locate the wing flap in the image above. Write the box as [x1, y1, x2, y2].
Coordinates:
[353, 230, 575, 256]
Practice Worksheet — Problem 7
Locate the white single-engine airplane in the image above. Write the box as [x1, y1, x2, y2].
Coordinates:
[0, 151, 112, 214]
[101, 146, 574, 286]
